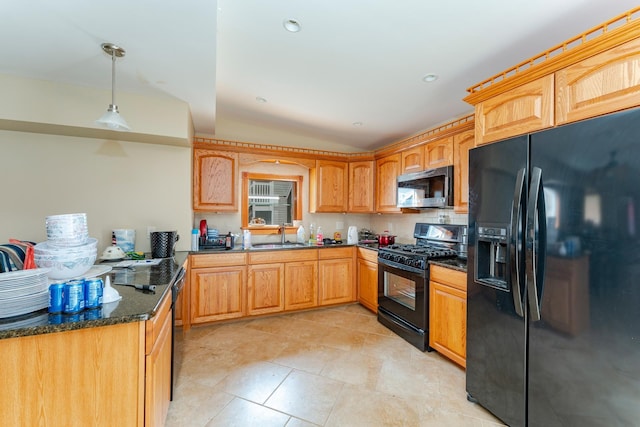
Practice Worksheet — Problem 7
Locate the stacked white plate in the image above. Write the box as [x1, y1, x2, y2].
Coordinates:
[0, 268, 50, 318]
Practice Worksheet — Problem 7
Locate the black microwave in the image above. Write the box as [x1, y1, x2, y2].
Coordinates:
[397, 165, 454, 208]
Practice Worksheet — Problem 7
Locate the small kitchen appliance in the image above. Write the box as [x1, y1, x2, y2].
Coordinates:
[347, 226, 358, 244]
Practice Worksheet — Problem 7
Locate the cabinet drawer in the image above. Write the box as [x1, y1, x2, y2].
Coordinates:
[249, 249, 318, 264]
[190, 252, 247, 268]
[318, 246, 354, 260]
[430, 265, 466, 292]
[357, 247, 378, 263]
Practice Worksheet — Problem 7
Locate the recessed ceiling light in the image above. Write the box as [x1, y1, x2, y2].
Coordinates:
[352, 122, 363, 127]
[422, 73, 439, 83]
[283, 19, 301, 32]
[256, 97, 267, 103]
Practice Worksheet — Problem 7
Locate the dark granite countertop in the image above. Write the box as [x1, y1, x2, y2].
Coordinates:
[357, 242, 379, 251]
[0, 252, 188, 340]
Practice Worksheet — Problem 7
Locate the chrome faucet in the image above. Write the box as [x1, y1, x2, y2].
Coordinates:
[280, 223, 286, 245]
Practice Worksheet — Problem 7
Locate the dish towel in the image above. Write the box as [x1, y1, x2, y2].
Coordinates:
[0, 240, 36, 272]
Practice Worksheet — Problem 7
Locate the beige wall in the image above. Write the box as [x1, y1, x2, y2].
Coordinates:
[0, 130, 192, 253]
[0, 74, 191, 142]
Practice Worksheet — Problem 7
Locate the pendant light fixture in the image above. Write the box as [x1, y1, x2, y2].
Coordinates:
[95, 42, 130, 131]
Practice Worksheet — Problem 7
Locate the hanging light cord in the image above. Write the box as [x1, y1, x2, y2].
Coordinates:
[111, 50, 116, 107]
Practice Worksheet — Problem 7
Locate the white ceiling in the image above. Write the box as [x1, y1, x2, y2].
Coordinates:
[2, 1, 638, 152]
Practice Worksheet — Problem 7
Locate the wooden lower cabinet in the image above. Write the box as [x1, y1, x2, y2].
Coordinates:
[191, 265, 247, 324]
[0, 322, 145, 426]
[318, 247, 356, 306]
[284, 260, 318, 309]
[248, 263, 285, 315]
[429, 265, 467, 368]
[249, 250, 319, 311]
[0, 291, 175, 427]
[145, 293, 173, 427]
[357, 247, 378, 313]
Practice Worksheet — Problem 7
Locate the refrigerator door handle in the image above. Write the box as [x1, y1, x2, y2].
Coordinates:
[510, 168, 526, 318]
[526, 167, 546, 321]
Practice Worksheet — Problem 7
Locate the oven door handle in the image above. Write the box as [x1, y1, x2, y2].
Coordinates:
[510, 168, 526, 318]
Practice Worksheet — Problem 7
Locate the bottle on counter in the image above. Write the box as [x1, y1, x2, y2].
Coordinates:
[225, 232, 232, 249]
[316, 226, 324, 246]
[243, 229, 252, 249]
[309, 223, 316, 245]
[191, 228, 199, 251]
[297, 224, 306, 244]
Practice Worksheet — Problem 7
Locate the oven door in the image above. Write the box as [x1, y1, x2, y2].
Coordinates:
[377, 258, 427, 330]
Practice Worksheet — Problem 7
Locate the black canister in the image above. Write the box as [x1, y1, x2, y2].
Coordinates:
[150, 231, 179, 258]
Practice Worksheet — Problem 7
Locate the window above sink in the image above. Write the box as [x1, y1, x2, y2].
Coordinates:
[241, 172, 303, 234]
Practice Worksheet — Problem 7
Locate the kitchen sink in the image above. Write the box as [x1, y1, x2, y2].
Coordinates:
[250, 242, 307, 250]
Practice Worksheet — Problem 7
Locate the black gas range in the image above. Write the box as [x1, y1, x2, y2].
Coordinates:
[377, 223, 466, 351]
[378, 243, 458, 272]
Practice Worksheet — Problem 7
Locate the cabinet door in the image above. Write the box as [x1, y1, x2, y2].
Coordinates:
[190, 266, 246, 323]
[193, 149, 238, 212]
[145, 306, 172, 427]
[348, 160, 375, 213]
[475, 74, 554, 145]
[284, 261, 318, 310]
[453, 129, 475, 213]
[247, 263, 285, 315]
[319, 258, 355, 306]
[310, 160, 348, 212]
[357, 258, 378, 313]
[401, 146, 424, 174]
[556, 37, 640, 125]
[429, 281, 466, 368]
[375, 153, 401, 213]
[424, 137, 453, 168]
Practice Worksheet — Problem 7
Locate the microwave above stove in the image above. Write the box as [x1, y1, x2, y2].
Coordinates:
[397, 165, 453, 209]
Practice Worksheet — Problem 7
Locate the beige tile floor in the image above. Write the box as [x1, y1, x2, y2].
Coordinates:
[167, 304, 506, 427]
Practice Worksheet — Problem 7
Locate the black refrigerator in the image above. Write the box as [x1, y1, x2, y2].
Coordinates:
[466, 108, 640, 426]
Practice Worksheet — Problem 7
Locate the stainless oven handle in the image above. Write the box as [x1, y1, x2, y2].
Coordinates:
[510, 168, 526, 318]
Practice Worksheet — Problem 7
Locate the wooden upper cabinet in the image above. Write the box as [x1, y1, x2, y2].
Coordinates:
[475, 75, 554, 145]
[556, 37, 640, 125]
[375, 153, 401, 213]
[401, 146, 424, 174]
[193, 149, 238, 212]
[424, 136, 453, 168]
[348, 160, 375, 213]
[453, 130, 474, 214]
[310, 160, 348, 213]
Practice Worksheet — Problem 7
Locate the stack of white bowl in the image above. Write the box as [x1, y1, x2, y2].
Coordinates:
[34, 213, 98, 280]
